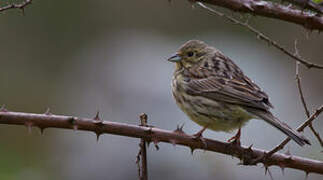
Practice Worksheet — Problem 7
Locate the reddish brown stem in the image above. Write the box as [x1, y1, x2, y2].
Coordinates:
[198, 0, 323, 31]
[0, 111, 322, 174]
[139, 114, 148, 180]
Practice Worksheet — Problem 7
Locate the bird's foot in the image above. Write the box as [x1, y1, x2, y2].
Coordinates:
[227, 128, 241, 146]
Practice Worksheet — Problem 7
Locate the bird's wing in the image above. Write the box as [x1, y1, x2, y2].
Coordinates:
[184, 54, 273, 111]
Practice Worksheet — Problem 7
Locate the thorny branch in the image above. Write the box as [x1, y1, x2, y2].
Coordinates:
[196, 0, 323, 30]
[0, 0, 32, 14]
[0, 110, 323, 174]
[196, 2, 323, 69]
[284, 0, 323, 14]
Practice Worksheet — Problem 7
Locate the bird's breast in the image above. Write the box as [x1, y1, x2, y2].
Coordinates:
[171, 73, 253, 132]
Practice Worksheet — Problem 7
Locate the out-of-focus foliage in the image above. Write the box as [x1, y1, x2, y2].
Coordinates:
[312, 0, 322, 4]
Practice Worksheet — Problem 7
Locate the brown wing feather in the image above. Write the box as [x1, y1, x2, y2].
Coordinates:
[184, 52, 273, 111]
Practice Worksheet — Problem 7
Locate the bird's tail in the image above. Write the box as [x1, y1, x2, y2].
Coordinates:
[247, 109, 310, 146]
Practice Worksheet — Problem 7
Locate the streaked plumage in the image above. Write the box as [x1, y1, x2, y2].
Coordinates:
[169, 40, 310, 146]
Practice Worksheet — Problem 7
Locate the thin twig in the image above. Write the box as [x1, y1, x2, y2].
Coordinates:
[0, 110, 323, 174]
[295, 40, 311, 118]
[136, 148, 142, 179]
[294, 40, 323, 147]
[309, 124, 323, 147]
[196, 2, 323, 69]
[262, 106, 323, 159]
[0, 0, 32, 14]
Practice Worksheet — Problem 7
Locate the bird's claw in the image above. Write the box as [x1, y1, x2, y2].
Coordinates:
[227, 128, 242, 146]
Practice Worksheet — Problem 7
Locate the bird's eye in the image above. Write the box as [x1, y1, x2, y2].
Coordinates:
[187, 51, 194, 57]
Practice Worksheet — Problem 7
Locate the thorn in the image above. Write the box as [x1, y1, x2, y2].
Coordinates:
[174, 123, 185, 134]
[136, 153, 140, 164]
[190, 146, 195, 155]
[39, 127, 46, 135]
[95, 132, 102, 142]
[243, 144, 253, 155]
[267, 167, 274, 180]
[94, 111, 101, 121]
[25, 122, 33, 134]
[93, 111, 104, 126]
[0, 105, 8, 112]
[139, 113, 148, 126]
[248, 144, 253, 150]
[305, 171, 309, 180]
[280, 166, 285, 176]
[264, 164, 268, 175]
[44, 108, 52, 115]
[264, 165, 274, 180]
[93, 112, 104, 141]
[153, 138, 159, 151]
[154, 143, 159, 151]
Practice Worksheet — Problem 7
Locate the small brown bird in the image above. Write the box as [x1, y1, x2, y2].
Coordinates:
[168, 40, 310, 146]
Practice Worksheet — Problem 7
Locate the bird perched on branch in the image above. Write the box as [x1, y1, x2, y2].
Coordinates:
[168, 40, 310, 146]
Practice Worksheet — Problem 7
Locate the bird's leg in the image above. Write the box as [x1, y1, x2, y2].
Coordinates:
[227, 128, 241, 146]
[192, 125, 209, 148]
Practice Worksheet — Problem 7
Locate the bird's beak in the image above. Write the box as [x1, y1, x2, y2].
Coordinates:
[167, 54, 182, 62]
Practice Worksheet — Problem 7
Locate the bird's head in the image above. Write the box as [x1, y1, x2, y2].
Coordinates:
[168, 40, 212, 69]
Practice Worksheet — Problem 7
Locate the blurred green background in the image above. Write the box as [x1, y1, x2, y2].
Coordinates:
[0, 0, 322, 179]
